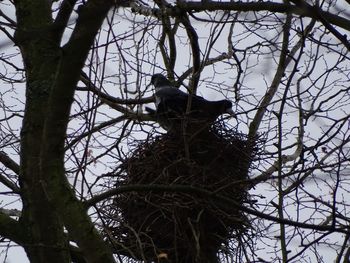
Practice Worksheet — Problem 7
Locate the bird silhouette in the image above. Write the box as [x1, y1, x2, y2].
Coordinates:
[146, 74, 235, 131]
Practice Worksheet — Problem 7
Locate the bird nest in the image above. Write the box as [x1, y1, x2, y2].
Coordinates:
[101, 121, 256, 262]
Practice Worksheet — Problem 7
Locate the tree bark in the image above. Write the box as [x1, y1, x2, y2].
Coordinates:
[14, 0, 116, 262]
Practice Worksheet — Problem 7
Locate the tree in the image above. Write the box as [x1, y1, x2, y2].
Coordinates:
[0, 0, 350, 262]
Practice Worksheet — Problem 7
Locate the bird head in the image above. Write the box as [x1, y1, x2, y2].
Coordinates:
[151, 74, 173, 89]
[222, 100, 236, 117]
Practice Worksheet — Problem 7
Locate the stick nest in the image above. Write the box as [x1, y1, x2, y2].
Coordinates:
[102, 121, 256, 262]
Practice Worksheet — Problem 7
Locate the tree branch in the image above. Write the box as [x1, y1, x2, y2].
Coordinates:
[79, 72, 154, 105]
[53, 0, 78, 41]
[0, 151, 20, 175]
[288, 0, 350, 51]
[0, 210, 25, 246]
[248, 16, 316, 140]
[179, 12, 201, 92]
[78, 73, 154, 121]
[176, 1, 350, 33]
[0, 152, 20, 193]
[129, 1, 350, 33]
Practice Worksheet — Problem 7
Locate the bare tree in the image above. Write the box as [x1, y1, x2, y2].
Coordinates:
[0, 0, 350, 262]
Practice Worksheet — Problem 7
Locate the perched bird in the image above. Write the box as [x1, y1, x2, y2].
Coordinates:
[147, 74, 235, 125]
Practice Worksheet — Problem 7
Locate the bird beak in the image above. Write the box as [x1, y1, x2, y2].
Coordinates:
[226, 108, 236, 118]
[146, 81, 152, 90]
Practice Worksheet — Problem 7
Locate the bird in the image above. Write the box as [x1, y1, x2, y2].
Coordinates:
[146, 73, 235, 130]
